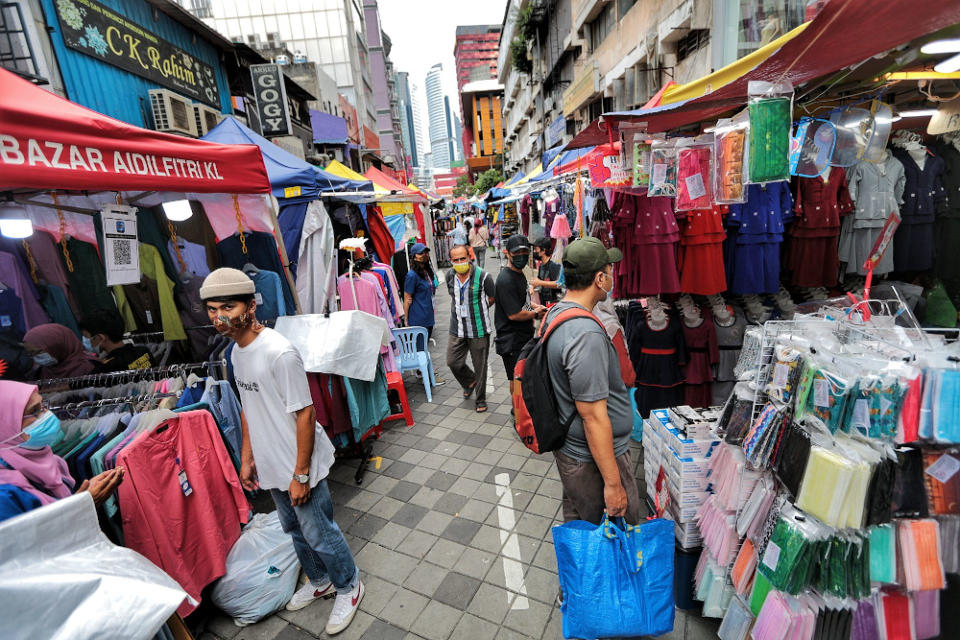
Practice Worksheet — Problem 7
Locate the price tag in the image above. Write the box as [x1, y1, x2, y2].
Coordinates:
[852, 399, 870, 432]
[762, 542, 781, 571]
[178, 469, 193, 496]
[814, 379, 830, 408]
[772, 363, 789, 388]
[685, 173, 707, 200]
[255, 292, 264, 305]
[651, 163, 667, 184]
[145, 310, 153, 325]
[925, 454, 960, 484]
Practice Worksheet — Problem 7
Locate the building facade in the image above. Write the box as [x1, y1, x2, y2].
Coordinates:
[460, 80, 505, 178]
[6, 0, 233, 132]
[497, 0, 810, 175]
[362, 0, 404, 171]
[454, 24, 500, 91]
[182, 0, 376, 133]
[394, 71, 421, 171]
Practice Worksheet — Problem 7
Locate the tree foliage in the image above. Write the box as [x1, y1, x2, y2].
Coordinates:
[472, 169, 504, 196]
[452, 174, 472, 198]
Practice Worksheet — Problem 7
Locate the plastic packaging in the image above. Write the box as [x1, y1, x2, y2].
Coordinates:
[211, 512, 301, 626]
[829, 106, 876, 167]
[713, 114, 749, 204]
[863, 101, 895, 163]
[790, 118, 836, 178]
[625, 131, 652, 187]
[747, 81, 794, 184]
[804, 367, 852, 434]
[676, 138, 715, 211]
[648, 139, 679, 197]
[717, 592, 754, 640]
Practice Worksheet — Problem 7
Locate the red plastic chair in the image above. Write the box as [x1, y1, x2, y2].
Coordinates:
[381, 371, 414, 428]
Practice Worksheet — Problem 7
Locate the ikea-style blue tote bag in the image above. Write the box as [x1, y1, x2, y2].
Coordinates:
[553, 516, 675, 639]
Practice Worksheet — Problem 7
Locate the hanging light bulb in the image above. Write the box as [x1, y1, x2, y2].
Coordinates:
[0, 202, 33, 239]
[921, 39, 960, 55]
[162, 199, 193, 222]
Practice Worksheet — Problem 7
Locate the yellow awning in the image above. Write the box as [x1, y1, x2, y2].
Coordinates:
[660, 22, 810, 106]
[512, 163, 542, 187]
[325, 160, 387, 193]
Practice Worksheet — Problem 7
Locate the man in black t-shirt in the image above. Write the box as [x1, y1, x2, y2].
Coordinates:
[494, 235, 545, 390]
[531, 237, 563, 306]
[80, 310, 154, 372]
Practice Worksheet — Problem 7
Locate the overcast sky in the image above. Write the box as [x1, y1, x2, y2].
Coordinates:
[377, 0, 508, 149]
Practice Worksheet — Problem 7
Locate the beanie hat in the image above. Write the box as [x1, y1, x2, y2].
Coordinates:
[199, 267, 256, 300]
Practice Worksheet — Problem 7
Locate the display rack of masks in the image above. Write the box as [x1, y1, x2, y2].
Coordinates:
[685, 299, 960, 640]
[39, 361, 250, 617]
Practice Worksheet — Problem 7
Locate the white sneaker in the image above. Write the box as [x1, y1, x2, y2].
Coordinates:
[285, 579, 335, 611]
[325, 580, 364, 635]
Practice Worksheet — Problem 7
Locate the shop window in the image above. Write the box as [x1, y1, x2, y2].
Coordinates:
[0, 2, 43, 82]
[736, 0, 805, 59]
[187, 0, 212, 19]
[676, 29, 710, 63]
[617, 0, 636, 19]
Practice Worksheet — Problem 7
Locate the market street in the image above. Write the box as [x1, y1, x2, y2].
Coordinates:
[199, 258, 721, 640]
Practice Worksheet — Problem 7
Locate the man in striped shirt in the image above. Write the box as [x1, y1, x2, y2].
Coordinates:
[445, 245, 496, 413]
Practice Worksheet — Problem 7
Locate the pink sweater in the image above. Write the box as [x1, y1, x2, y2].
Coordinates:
[117, 410, 249, 615]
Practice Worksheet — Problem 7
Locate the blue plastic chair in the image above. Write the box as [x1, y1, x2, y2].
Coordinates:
[392, 327, 435, 402]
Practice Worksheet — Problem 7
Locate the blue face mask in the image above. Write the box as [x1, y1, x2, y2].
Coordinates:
[33, 352, 57, 368]
[82, 336, 93, 351]
[20, 411, 63, 450]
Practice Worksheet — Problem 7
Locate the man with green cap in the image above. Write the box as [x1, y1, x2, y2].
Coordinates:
[543, 237, 641, 525]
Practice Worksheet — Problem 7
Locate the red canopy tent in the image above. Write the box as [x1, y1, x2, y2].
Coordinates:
[568, 0, 960, 147]
[0, 68, 270, 194]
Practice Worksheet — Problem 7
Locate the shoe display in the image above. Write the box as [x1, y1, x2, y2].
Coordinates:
[326, 580, 365, 635]
[286, 579, 335, 611]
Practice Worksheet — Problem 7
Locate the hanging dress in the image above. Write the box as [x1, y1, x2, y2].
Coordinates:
[725, 182, 793, 294]
[891, 147, 947, 273]
[681, 312, 719, 408]
[840, 153, 905, 277]
[625, 303, 687, 418]
[711, 307, 746, 405]
[786, 168, 855, 288]
[677, 206, 728, 295]
[611, 192, 681, 297]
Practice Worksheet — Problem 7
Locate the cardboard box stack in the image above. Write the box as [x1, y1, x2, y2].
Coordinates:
[642, 406, 722, 549]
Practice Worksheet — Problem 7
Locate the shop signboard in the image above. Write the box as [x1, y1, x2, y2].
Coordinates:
[546, 115, 566, 147]
[250, 64, 291, 137]
[54, 0, 220, 106]
[99, 205, 139, 286]
[588, 143, 631, 188]
[928, 98, 960, 136]
[563, 61, 598, 117]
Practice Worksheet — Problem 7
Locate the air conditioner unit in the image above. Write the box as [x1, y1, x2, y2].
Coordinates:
[193, 103, 223, 136]
[149, 89, 197, 137]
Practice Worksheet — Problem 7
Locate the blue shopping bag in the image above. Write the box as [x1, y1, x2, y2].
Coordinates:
[553, 515, 674, 639]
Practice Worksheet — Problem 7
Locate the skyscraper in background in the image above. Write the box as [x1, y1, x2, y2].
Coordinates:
[395, 71, 420, 168]
[425, 63, 453, 170]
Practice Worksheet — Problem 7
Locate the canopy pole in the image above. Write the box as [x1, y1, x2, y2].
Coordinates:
[268, 194, 302, 314]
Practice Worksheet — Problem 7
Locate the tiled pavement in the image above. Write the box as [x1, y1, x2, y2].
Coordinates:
[200, 259, 721, 640]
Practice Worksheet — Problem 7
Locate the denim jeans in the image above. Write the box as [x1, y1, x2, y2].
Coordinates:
[270, 480, 359, 592]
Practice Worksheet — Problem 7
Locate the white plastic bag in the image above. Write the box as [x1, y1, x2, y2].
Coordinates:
[211, 512, 300, 625]
[275, 310, 390, 380]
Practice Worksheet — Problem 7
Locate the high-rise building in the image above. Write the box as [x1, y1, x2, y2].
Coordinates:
[454, 25, 500, 91]
[425, 63, 453, 170]
[182, 0, 376, 133]
[395, 71, 417, 168]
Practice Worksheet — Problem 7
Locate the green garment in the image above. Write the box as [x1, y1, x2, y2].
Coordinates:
[925, 281, 958, 328]
[113, 243, 187, 341]
[62, 237, 119, 317]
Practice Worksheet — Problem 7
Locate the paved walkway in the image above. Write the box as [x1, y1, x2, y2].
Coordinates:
[201, 259, 720, 640]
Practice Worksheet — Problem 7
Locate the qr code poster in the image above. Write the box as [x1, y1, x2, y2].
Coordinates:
[100, 205, 140, 286]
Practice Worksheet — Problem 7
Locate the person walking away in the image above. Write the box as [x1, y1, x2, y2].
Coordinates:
[545, 238, 641, 526]
[494, 235, 545, 398]
[469, 218, 490, 269]
[445, 245, 496, 413]
[80, 309, 154, 372]
[530, 237, 564, 308]
[199, 268, 363, 635]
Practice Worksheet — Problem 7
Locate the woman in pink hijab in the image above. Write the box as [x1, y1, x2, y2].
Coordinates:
[23, 323, 99, 380]
[0, 380, 123, 521]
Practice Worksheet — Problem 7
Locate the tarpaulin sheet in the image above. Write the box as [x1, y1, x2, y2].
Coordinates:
[0, 493, 191, 640]
[309, 109, 349, 144]
[0, 69, 270, 194]
[202, 117, 370, 201]
[568, 0, 960, 146]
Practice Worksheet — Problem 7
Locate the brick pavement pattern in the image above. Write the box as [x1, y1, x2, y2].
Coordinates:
[201, 257, 720, 640]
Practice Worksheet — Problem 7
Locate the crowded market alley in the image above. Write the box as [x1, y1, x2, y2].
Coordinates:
[195, 259, 719, 640]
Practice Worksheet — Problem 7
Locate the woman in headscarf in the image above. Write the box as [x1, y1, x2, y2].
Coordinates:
[0, 380, 124, 522]
[23, 323, 99, 380]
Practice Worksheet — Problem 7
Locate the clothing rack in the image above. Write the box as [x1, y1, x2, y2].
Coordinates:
[36, 360, 226, 389]
[50, 392, 179, 413]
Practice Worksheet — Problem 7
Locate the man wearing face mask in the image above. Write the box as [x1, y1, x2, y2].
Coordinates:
[494, 235, 545, 395]
[544, 238, 641, 526]
[79, 310, 154, 372]
[445, 245, 496, 413]
[199, 268, 364, 635]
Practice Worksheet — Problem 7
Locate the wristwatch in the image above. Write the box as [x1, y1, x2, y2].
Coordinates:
[293, 473, 309, 484]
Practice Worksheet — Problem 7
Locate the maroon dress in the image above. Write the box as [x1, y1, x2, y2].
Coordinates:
[681, 312, 719, 408]
[786, 168, 854, 287]
[611, 192, 681, 297]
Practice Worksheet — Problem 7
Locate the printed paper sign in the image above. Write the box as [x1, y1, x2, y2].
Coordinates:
[813, 379, 830, 408]
[100, 205, 139, 286]
[685, 173, 707, 200]
[925, 454, 960, 484]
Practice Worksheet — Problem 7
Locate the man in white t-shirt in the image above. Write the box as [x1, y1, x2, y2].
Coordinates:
[200, 268, 363, 635]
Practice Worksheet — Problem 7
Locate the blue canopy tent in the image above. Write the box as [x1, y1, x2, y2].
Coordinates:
[202, 117, 373, 276]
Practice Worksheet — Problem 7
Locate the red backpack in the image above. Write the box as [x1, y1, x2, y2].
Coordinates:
[512, 307, 605, 454]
